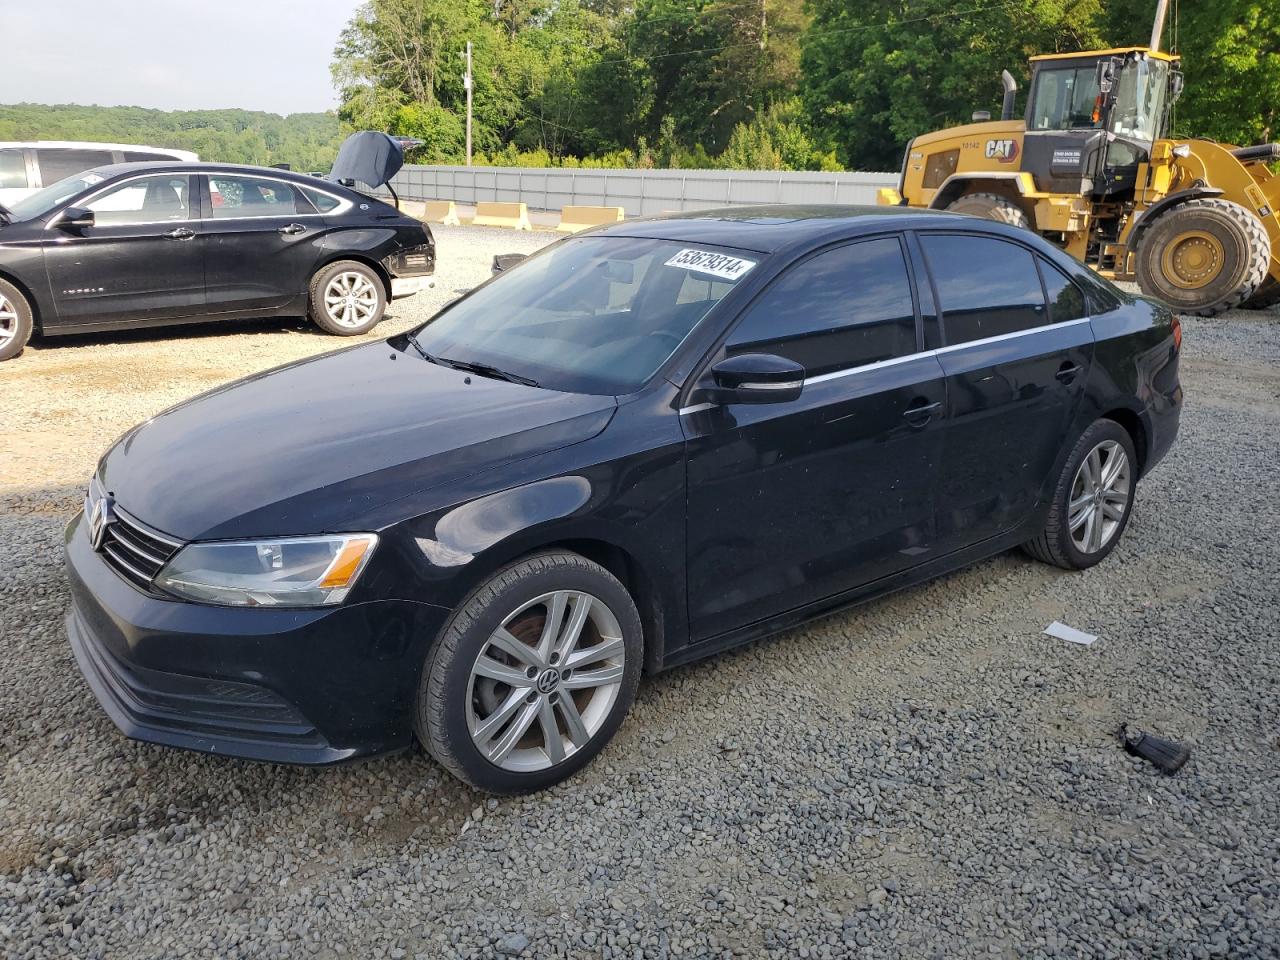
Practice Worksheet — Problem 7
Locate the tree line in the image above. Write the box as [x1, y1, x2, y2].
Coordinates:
[333, 0, 1278, 171]
[0, 104, 346, 172]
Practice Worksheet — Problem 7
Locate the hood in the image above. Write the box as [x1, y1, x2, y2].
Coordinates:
[329, 131, 405, 189]
[99, 340, 617, 540]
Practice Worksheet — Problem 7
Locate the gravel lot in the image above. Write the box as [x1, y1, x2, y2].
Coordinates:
[1, 224, 1278, 959]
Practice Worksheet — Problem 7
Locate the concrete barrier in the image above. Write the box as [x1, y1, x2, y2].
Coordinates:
[471, 201, 532, 230]
[422, 200, 461, 225]
[557, 205, 626, 233]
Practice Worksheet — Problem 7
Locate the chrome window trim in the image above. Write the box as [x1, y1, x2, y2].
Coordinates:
[203, 173, 352, 221]
[679, 316, 1092, 415]
[45, 171, 197, 229]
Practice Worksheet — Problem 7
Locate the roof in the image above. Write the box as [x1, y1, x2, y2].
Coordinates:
[595, 205, 976, 254]
[1030, 46, 1179, 63]
[0, 140, 198, 160]
[77, 160, 330, 188]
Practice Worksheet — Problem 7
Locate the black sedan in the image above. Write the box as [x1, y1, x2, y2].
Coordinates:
[63, 206, 1181, 793]
[0, 150, 434, 360]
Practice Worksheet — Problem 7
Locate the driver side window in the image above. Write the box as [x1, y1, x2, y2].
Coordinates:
[86, 175, 191, 225]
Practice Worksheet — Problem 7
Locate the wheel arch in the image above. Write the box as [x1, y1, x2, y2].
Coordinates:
[929, 173, 1034, 211]
[0, 268, 45, 333]
[1099, 406, 1149, 477]
[312, 253, 393, 302]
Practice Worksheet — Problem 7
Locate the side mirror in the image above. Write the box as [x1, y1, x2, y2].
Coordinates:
[57, 207, 95, 231]
[972, 110, 992, 122]
[705, 353, 805, 405]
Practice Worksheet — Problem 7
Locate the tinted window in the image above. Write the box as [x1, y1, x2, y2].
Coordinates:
[1038, 259, 1087, 322]
[0, 149, 26, 189]
[726, 237, 917, 377]
[86, 174, 191, 224]
[921, 235, 1047, 344]
[207, 175, 310, 217]
[36, 149, 113, 183]
[123, 151, 175, 163]
[301, 186, 342, 213]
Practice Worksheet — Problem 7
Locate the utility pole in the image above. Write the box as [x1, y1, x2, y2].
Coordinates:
[462, 41, 473, 166]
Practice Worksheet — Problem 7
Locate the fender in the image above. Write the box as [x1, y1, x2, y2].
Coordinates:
[1124, 186, 1225, 250]
[928, 172, 1041, 210]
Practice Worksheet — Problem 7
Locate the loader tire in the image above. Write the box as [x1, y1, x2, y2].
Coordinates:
[1134, 198, 1270, 316]
[946, 192, 1032, 230]
[1239, 276, 1280, 311]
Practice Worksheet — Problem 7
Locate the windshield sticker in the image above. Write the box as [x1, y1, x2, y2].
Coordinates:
[665, 248, 756, 281]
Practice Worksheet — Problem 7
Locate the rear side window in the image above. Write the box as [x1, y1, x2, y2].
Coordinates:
[36, 148, 113, 183]
[921, 234, 1047, 344]
[1038, 259, 1087, 322]
[122, 151, 177, 163]
[0, 149, 26, 189]
[300, 186, 342, 213]
[726, 237, 918, 377]
[207, 175, 314, 217]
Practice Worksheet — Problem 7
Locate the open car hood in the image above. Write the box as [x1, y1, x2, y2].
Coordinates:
[328, 131, 405, 189]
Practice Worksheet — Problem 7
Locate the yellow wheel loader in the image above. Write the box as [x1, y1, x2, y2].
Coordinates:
[877, 0, 1280, 315]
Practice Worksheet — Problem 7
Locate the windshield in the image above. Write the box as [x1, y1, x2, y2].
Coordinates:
[1029, 65, 1101, 130]
[5, 170, 107, 221]
[411, 236, 758, 395]
[1110, 58, 1168, 142]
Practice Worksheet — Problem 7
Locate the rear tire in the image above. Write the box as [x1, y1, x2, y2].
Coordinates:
[946, 192, 1032, 230]
[1239, 276, 1280, 311]
[0, 278, 34, 361]
[1023, 419, 1138, 570]
[416, 551, 643, 794]
[308, 260, 387, 336]
[1134, 198, 1270, 316]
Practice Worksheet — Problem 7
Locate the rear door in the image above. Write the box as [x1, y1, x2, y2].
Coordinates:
[42, 172, 205, 326]
[683, 235, 947, 641]
[200, 173, 323, 313]
[916, 231, 1094, 548]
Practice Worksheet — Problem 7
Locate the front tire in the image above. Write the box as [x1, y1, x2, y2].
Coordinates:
[416, 551, 643, 794]
[308, 260, 387, 335]
[1023, 420, 1138, 570]
[0, 278, 34, 361]
[1134, 199, 1270, 316]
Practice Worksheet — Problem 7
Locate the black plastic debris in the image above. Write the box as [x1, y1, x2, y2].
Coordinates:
[1121, 725, 1191, 774]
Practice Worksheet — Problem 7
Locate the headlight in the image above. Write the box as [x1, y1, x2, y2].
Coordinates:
[154, 533, 378, 607]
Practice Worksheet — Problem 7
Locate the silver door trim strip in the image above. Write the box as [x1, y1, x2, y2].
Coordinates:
[933, 315, 1092, 355]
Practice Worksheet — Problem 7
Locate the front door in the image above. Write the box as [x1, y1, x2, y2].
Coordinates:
[683, 236, 947, 642]
[43, 173, 204, 326]
[916, 231, 1095, 548]
[200, 173, 323, 314]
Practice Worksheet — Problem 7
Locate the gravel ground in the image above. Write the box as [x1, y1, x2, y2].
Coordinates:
[1, 224, 1278, 959]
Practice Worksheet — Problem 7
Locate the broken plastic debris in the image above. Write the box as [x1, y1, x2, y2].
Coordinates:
[1122, 726, 1191, 774]
[1043, 621, 1098, 646]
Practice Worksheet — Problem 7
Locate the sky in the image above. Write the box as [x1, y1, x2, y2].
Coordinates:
[3, 0, 363, 115]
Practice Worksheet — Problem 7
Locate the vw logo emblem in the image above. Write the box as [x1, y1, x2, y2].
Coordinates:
[89, 494, 115, 551]
[535, 668, 560, 695]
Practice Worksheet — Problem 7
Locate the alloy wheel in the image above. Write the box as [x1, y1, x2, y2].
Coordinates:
[322, 271, 379, 329]
[466, 590, 625, 772]
[0, 293, 17, 349]
[1068, 440, 1131, 554]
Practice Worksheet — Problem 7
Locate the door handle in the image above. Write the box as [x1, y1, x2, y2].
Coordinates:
[166, 227, 195, 240]
[902, 400, 943, 425]
[1055, 362, 1083, 384]
[278, 223, 306, 235]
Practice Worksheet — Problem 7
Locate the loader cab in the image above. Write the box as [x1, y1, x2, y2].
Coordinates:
[1022, 48, 1179, 199]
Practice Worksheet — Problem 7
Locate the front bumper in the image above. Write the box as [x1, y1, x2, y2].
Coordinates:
[63, 512, 450, 765]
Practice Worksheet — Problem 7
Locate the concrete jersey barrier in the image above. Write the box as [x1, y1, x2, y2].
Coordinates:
[472, 201, 532, 230]
[557, 205, 625, 233]
[421, 200, 461, 225]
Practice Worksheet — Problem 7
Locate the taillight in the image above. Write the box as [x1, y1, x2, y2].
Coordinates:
[1171, 316, 1182, 351]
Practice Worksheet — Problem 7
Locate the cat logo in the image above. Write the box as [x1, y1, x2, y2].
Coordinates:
[985, 139, 1019, 163]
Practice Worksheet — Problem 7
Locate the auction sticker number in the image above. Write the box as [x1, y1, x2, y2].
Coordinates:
[665, 248, 756, 281]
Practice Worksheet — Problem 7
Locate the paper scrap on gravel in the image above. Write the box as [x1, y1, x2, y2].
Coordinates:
[1044, 621, 1098, 646]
